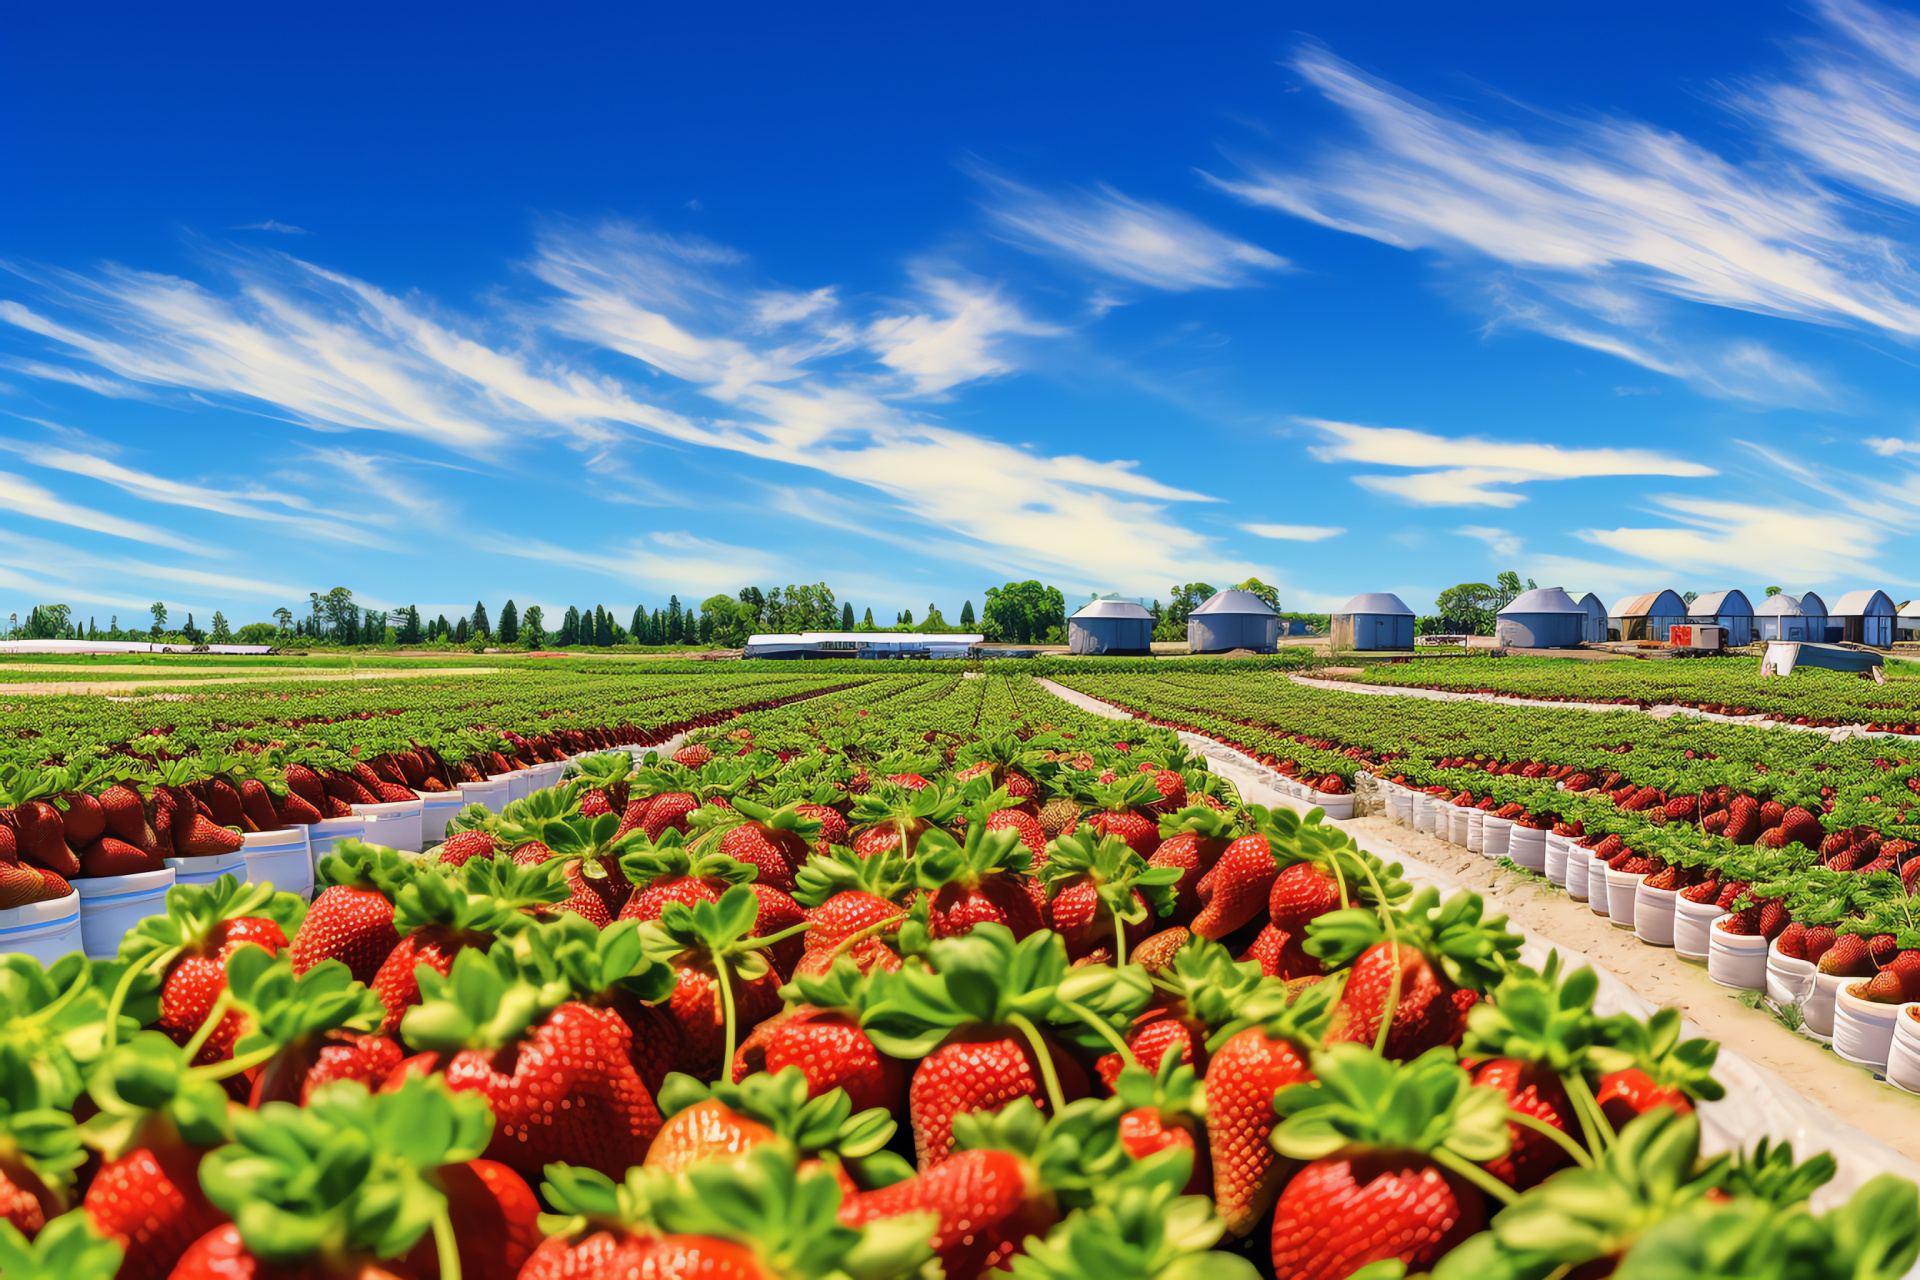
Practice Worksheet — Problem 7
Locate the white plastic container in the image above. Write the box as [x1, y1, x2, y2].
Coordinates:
[1544, 834, 1569, 886]
[1673, 894, 1723, 961]
[1834, 984, 1901, 1072]
[305, 815, 366, 880]
[1586, 853, 1611, 917]
[1634, 883, 1677, 947]
[461, 777, 512, 814]
[1565, 846, 1591, 901]
[1443, 805, 1465, 846]
[1482, 814, 1511, 859]
[351, 797, 425, 854]
[1804, 971, 1846, 1040]
[0, 892, 83, 965]
[1465, 808, 1486, 853]
[1413, 793, 1437, 833]
[75, 867, 176, 961]
[1605, 867, 1644, 928]
[1766, 939, 1817, 1010]
[166, 849, 248, 889]
[1885, 1006, 1920, 1093]
[1707, 916, 1769, 991]
[420, 789, 466, 843]
[1309, 792, 1355, 820]
[243, 826, 315, 899]
[1508, 825, 1546, 872]
[489, 771, 533, 805]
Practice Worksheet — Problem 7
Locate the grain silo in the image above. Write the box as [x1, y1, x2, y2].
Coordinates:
[1495, 587, 1586, 648]
[1330, 593, 1414, 651]
[1187, 588, 1280, 654]
[1067, 599, 1154, 655]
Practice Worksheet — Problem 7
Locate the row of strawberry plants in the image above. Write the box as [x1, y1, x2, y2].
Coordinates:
[5, 722, 1909, 1280]
[1340, 654, 1920, 730]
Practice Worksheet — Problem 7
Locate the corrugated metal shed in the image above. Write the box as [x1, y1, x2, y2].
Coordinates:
[1188, 588, 1280, 654]
[1068, 599, 1154, 655]
[1496, 587, 1586, 649]
[1608, 589, 1688, 642]
[1755, 593, 1814, 642]
[1329, 592, 1413, 651]
[1830, 590, 1896, 648]
[1576, 593, 1609, 644]
[1687, 589, 1755, 647]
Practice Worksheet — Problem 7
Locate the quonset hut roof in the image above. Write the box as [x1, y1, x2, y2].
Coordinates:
[1755, 594, 1805, 617]
[1338, 592, 1412, 615]
[1831, 590, 1895, 616]
[1690, 589, 1753, 617]
[1799, 592, 1829, 617]
[1071, 599, 1153, 619]
[1191, 588, 1278, 616]
[1609, 590, 1687, 618]
[1499, 587, 1583, 615]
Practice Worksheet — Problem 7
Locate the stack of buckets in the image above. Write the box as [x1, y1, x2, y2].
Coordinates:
[1, 757, 574, 968]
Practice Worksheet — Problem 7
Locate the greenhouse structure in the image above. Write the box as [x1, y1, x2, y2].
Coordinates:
[1607, 589, 1689, 642]
[1755, 593, 1815, 642]
[1687, 589, 1755, 647]
[1830, 590, 1896, 648]
[1576, 592, 1609, 644]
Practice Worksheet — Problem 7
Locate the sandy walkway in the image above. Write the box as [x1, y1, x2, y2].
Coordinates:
[0, 667, 499, 696]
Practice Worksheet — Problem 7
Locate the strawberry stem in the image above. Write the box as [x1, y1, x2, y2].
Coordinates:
[103, 948, 177, 1050]
[1505, 1108, 1594, 1169]
[1113, 913, 1126, 967]
[432, 1206, 462, 1280]
[179, 990, 233, 1060]
[714, 954, 738, 1081]
[1057, 997, 1138, 1068]
[1563, 1071, 1616, 1150]
[189, 1042, 280, 1082]
[1352, 857, 1402, 1056]
[1006, 1012, 1067, 1112]
[1431, 1147, 1517, 1207]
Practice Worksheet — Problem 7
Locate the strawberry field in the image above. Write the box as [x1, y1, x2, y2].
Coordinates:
[1, 664, 1915, 1280]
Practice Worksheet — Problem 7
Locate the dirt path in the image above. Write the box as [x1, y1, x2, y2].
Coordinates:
[0, 667, 499, 696]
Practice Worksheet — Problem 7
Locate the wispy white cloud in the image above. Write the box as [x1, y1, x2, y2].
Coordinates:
[1456, 525, 1525, 558]
[864, 273, 1057, 395]
[475, 529, 787, 598]
[229, 221, 310, 235]
[977, 169, 1286, 290]
[1303, 417, 1714, 507]
[1579, 496, 1890, 583]
[0, 527, 304, 611]
[0, 469, 210, 551]
[1240, 522, 1345, 541]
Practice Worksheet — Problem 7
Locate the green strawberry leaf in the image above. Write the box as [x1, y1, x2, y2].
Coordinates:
[0, 1211, 124, 1280]
[81, 1032, 233, 1160]
[226, 948, 383, 1054]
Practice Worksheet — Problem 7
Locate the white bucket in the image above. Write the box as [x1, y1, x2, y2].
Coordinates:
[75, 867, 176, 961]
[1482, 814, 1511, 859]
[1673, 894, 1724, 961]
[351, 798, 425, 854]
[1465, 809, 1486, 853]
[166, 849, 248, 889]
[1544, 834, 1569, 886]
[489, 771, 533, 805]
[1587, 854, 1611, 917]
[420, 789, 466, 843]
[1565, 846, 1591, 901]
[1834, 984, 1901, 1072]
[1446, 806, 1468, 846]
[243, 826, 315, 899]
[1508, 825, 1546, 872]
[1885, 1006, 1920, 1093]
[1413, 793, 1436, 833]
[1635, 883, 1677, 946]
[1605, 868, 1644, 928]
[0, 892, 82, 965]
[1804, 971, 1846, 1040]
[1766, 940, 1817, 1009]
[306, 815, 366, 877]
[1310, 792, 1355, 820]
[1707, 916, 1769, 990]
[462, 777, 512, 814]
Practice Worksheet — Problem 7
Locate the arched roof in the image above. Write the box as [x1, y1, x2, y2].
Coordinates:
[1609, 590, 1687, 618]
[1831, 589, 1896, 616]
[1338, 592, 1412, 616]
[1754, 593, 1805, 617]
[1191, 588, 1277, 617]
[1071, 599, 1153, 620]
[1577, 592, 1607, 616]
[1798, 591, 1828, 617]
[1689, 589, 1753, 617]
[1500, 587, 1582, 615]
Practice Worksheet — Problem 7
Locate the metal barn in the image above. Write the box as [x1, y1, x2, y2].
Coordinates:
[1899, 599, 1920, 643]
[1829, 590, 1896, 648]
[1797, 592, 1831, 642]
[1496, 587, 1587, 649]
[1067, 599, 1154, 655]
[1608, 590, 1689, 642]
[1687, 589, 1755, 647]
[1755, 594, 1813, 642]
[1576, 593, 1609, 644]
[1330, 593, 1414, 651]
[1187, 588, 1281, 654]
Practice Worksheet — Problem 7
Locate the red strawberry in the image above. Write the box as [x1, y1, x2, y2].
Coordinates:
[691, 798, 820, 892]
[1591, 1008, 1723, 1132]
[291, 841, 413, 983]
[790, 846, 913, 980]
[57, 791, 106, 847]
[635, 884, 803, 1080]
[1037, 830, 1180, 961]
[98, 783, 150, 843]
[12, 797, 79, 878]
[848, 781, 963, 860]
[296, 1032, 404, 1104]
[1818, 933, 1873, 976]
[672, 743, 714, 768]
[173, 813, 243, 858]
[1147, 806, 1237, 927]
[731, 988, 903, 1114]
[282, 762, 326, 809]
[1082, 776, 1162, 858]
[1204, 981, 1337, 1236]
[78, 837, 158, 878]
[914, 825, 1043, 940]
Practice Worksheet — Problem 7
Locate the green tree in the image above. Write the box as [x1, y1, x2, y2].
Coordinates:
[209, 612, 231, 643]
[273, 607, 293, 635]
[235, 622, 278, 644]
[982, 581, 1067, 644]
[667, 595, 683, 643]
[1493, 571, 1537, 611]
[918, 604, 949, 632]
[959, 600, 975, 627]
[597, 606, 614, 647]
[1766, 585, 1783, 597]
[1154, 584, 1214, 642]
[396, 605, 423, 644]
[700, 595, 744, 647]
[559, 606, 580, 645]
[1231, 578, 1282, 610]
[25, 604, 72, 640]
[898, 607, 914, 627]
[434, 615, 453, 642]
[1434, 583, 1501, 635]
[498, 600, 519, 644]
[859, 608, 876, 632]
[841, 601, 855, 630]
[522, 605, 545, 648]
[150, 601, 169, 637]
[471, 600, 491, 640]
[454, 616, 471, 644]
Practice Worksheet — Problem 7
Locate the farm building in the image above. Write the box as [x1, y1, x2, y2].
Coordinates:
[1797, 591, 1830, 642]
[744, 631, 981, 659]
[1687, 589, 1755, 647]
[1067, 599, 1153, 655]
[1330, 593, 1414, 651]
[1576, 593, 1609, 644]
[1607, 589, 1688, 642]
[1495, 587, 1587, 649]
[1187, 588, 1280, 654]
[1755, 593, 1815, 642]
[1829, 590, 1896, 648]
[1899, 599, 1920, 642]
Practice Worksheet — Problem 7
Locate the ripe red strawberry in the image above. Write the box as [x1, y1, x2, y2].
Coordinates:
[292, 840, 413, 983]
[173, 812, 243, 858]
[1147, 806, 1237, 927]
[1038, 830, 1180, 961]
[1776, 921, 1810, 960]
[1082, 776, 1163, 858]
[438, 826, 501, 868]
[1191, 825, 1281, 940]
[914, 825, 1043, 940]
[732, 967, 902, 1114]
[1204, 981, 1337, 1236]
[282, 762, 326, 809]
[796, 801, 851, 850]
[690, 799, 819, 892]
[672, 743, 714, 768]
[1267, 1047, 1491, 1279]
[1590, 1007, 1724, 1132]
[295, 1031, 404, 1103]
[635, 885, 803, 1080]
[849, 781, 963, 860]
[790, 847, 913, 979]
[97, 782, 150, 844]
[1315, 887, 1519, 1060]
[1663, 794, 1698, 822]
[10, 793, 79, 878]
[78, 837, 158, 878]
[1819, 932, 1873, 976]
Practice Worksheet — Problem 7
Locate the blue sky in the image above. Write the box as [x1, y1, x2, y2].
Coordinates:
[6, 1, 1920, 628]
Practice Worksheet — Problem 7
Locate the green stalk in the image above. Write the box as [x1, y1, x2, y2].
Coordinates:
[102, 950, 173, 1051]
[1056, 998, 1137, 1068]
[714, 954, 738, 1079]
[1431, 1147, 1518, 1207]
[1352, 857, 1403, 1057]
[190, 1042, 280, 1081]
[432, 1206, 461, 1280]
[179, 990, 233, 1061]
[1506, 1108, 1594, 1169]
[1564, 1071, 1616, 1148]
[1558, 1070, 1604, 1156]
[1006, 1012, 1067, 1112]
[1113, 911, 1127, 967]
